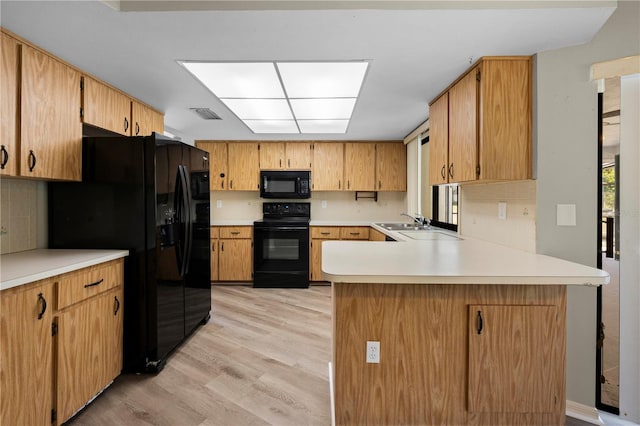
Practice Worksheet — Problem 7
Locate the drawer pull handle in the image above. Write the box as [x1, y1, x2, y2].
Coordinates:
[114, 295, 120, 316]
[84, 278, 104, 288]
[230, 231, 240, 235]
[0, 145, 8, 169]
[320, 232, 330, 235]
[37, 293, 47, 320]
[350, 232, 360, 235]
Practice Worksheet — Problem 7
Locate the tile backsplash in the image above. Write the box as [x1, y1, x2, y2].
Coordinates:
[0, 179, 47, 254]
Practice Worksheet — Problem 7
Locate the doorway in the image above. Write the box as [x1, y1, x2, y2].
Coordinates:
[597, 77, 621, 413]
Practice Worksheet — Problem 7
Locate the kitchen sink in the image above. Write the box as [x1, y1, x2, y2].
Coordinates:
[375, 222, 430, 231]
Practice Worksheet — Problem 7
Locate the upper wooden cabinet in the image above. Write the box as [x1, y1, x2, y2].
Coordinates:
[344, 142, 375, 191]
[375, 142, 406, 191]
[312, 142, 344, 191]
[132, 100, 164, 137]
[227, 142, 259, 190]
[82, 76, 131, 136]
[428, 93, 449, 185]
[21, 44, 82, 181]
[197, 141, 228, 190]
[285, 142, 312, 169]
[429, 56, 532, 185]
[259, 142, 312, 170]
[0, 32, 19, 176]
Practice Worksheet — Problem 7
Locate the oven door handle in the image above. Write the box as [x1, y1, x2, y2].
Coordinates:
[256, 226, 308, 231]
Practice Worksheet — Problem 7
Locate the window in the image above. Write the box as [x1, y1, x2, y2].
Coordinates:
[420, 135, 458, 232]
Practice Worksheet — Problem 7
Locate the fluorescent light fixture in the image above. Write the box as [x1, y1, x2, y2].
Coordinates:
[220, 99, 293, 120]
[244, 120, 299, 134]
[289, 98, 356, 120]
[179, 60, 368, 134]
[298, 120, 349, 134]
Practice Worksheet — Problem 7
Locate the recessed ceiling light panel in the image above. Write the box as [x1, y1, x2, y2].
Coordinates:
[244, 120, 300, 134]
[220, 99, 293, 120]
[277, 62, 368, 98]
[298, 119, 349, 134]
[181, 62, 284, 98]
[290, 98, 356, 119]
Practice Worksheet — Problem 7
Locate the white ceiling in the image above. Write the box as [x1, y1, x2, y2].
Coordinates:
[0, 1, 616, 143]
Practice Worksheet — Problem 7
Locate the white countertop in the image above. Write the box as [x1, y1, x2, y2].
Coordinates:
[323, 226, 609, 286]
[0, 249, 129, 291]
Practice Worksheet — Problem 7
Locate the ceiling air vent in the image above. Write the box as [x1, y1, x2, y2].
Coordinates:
[190, 108, 221, 120]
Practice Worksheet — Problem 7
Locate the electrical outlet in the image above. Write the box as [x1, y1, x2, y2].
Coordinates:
[498, 202, 507, 220]
[321, 200, 327, 209]
[216, 200, 222, 208]
[366, 341, 380, 364]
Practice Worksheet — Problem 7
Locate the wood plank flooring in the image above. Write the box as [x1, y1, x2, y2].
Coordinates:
[68, 284, 332, 426]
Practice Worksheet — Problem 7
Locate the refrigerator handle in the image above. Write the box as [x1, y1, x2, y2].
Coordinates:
[174, 165, 190, 277]
[181, 165, 193, 275]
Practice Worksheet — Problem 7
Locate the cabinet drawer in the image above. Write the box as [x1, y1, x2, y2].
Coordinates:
[219, 226, 252, 239]
[57, 259, 124, 309]
[210, 226, 220, 239]
[340, 227, 370, 240]
[311, 227, 340, 239]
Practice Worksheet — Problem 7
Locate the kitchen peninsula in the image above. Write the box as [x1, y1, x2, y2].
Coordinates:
[323, 227, 609, 426]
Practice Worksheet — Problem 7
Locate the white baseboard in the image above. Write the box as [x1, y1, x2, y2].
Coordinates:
[566, 400, 605, 425]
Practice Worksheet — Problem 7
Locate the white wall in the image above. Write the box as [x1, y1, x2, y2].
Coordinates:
[535, 0, 640, 410]
[405, 138, 420, 217]
[618, 73, 640, 422]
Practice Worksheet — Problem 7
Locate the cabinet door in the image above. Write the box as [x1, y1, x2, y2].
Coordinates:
[259, 142, 285, 169]
[312, 143, 344, 191]
[57, 287, 123, 423]
[310, 239, 324, 281]
[219, 239, 253, 281]
[0, 280, 54, 426]
[479, 59, 532, 181]
[344, 143, 375, 191]
[0, 33, 19, 176]
[375, 142, 406, 191]
[429, 93, 449, 185]
[21, 45, 82, 181]
[448, 68, 478, 183]
[468, 304, 562, 413]
[286, 142, 312, 169]
[133, 101, 164, 136]
[210, 239, 219, 281]
[228, 142, 259, 190]
[197, 142, 228, 190]
[82, 76, 131, 136]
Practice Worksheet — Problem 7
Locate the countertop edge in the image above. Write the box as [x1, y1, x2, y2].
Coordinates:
[1, 249, 130, 291]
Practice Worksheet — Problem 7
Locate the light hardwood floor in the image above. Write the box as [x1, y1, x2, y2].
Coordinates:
[68, 284, 332, 426]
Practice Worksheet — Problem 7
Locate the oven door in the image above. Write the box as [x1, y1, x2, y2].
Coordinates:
[253, 224, 310, 288]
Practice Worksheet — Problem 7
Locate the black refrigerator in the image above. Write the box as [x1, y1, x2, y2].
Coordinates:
[49, 133, 211, 373]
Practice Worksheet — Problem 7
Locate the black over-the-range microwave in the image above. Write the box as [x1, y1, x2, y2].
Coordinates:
[260, 170, 311, 199]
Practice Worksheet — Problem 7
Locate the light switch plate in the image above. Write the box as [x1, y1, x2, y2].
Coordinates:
[557, 204, 576, 226]
[216, 200, 222, 208]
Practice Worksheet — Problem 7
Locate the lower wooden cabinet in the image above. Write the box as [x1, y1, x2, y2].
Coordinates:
[0, 279, 55, 426]
[0, 258, 124, 426]
[310, 226, 370, 281]
[211, 226, 253, 282]
[57, 287, 123, 423]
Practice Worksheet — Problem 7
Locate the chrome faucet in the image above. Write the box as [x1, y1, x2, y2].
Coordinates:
[401, 213, 431, 228]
